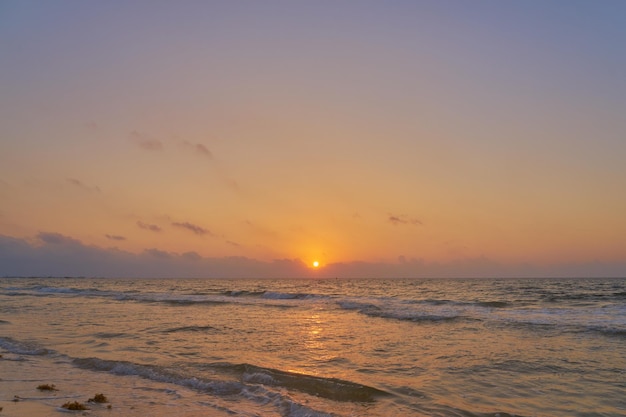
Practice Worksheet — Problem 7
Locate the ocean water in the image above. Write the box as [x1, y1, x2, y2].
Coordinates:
[1, 277, 625, 417]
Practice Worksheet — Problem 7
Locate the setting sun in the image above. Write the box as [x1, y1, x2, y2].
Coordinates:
[312, 261, 320, 268]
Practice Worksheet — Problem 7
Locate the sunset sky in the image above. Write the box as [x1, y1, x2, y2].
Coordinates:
[1, 1, 626, 278]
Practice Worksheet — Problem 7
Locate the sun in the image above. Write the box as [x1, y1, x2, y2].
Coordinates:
[312, 261, 320, 268]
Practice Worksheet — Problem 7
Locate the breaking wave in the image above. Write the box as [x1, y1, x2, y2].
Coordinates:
[219, 362, 389, 402]
[72, 357, 387, 403]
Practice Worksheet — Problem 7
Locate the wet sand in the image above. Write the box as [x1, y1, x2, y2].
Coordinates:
[0, 352, 224, 417]
[1, 353, 112, 417]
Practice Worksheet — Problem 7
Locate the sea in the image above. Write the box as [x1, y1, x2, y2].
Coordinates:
[0, 277, 624, 417]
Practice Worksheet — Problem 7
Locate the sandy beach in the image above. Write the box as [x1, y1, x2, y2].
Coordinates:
[1, 351, 126, 417]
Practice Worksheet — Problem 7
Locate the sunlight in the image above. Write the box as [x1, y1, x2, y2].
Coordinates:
[312, 260, 320, 268]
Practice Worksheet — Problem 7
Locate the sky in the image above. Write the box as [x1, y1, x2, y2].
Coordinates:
[1, 1, 626, 278]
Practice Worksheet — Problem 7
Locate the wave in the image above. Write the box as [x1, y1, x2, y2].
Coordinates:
[221, 363, 389, 402]
[540, 290, 626, 303]
[496, 315, 626, 340]
[161, 325, 219, 334]
[0, 336, 53, 356]
[70, 356, 388, 417]
[1, 285, 118, 300]
[221, 289, 321, 301]
[1, 284, 222, 305]
[262, 291, 317, 300]
[402, 298, 511, 309]
[114, 290, 321, 306]
[71, 356, 387, 403]
[92, 332, 131, 339]
[586, 327, 626, 339]
[338, 300, 463, 323]
[114, 290, 325, 309]
[72, 357, 245, 395]
[487, 359, 574, 375]
[476, 300, 510, 308]
[2, 281, 512, 312]
[2, 283, 316, 310]
[109, 291, 224, 306]
[221, 290, 266, 297]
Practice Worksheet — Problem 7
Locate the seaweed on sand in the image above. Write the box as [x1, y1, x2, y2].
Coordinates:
[61, 401, 89, 411]
[88, 393, 108, 403]
[37, 383, 58, 391]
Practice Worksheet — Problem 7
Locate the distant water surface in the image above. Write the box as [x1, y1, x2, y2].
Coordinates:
[1, 277, 625, 416]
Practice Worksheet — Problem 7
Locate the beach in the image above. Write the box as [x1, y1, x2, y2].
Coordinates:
[1, 348, 237, 417]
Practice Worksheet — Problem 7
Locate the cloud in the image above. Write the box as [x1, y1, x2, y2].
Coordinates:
[182, 251, 202, 261]
[105, 234, 126, 241]
[130, 130, 163, 151]
[37, 232, 81, 245]
[130, 133, 215, 160]
[2, 233, 626, 279]
[224, 178, 240, 191]
[388, 214, 422, 226]
[194, 143, 212, 157]
[137, 221, 162, 232]
[181, 140, 213, 159]
[171, 221, 211, 236]
[0, 233, 311, 278]
[143, 248, 172, 259]
[67, 178, 101, 193]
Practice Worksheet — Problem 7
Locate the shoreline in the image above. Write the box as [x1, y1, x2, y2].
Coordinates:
[0, 352, 230, 417]
[1, 353, 115, 417]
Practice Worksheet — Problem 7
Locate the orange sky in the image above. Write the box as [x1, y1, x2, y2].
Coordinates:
[1, 2, 626, 277]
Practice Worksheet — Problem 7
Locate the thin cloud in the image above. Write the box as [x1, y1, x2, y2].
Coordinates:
[137, 221, 162, 232]
[182, 251, 202, 261]
[130, 130, 163, 151]
[388, 214, 422, 226]
[181, 140, 213, 159]
[172, 221, 211, 236]
[143, 248, 172, 259]
[67, 178, 83, 187]
[195, 143, 212, 157]
[105, 234, 126, 241]
[67, 178, 101, 193]
[224, 178, 240, 191]
[37, 232, 81, 245]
